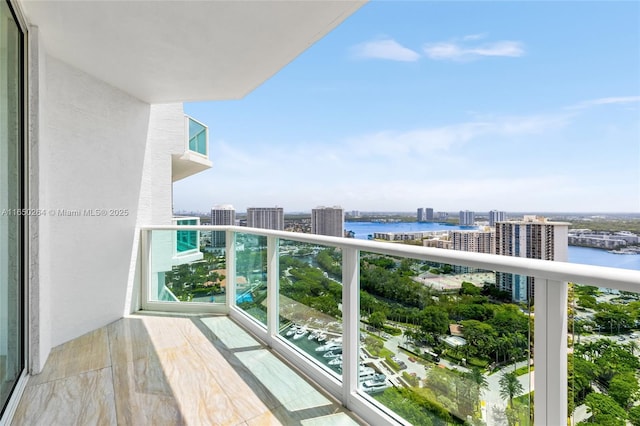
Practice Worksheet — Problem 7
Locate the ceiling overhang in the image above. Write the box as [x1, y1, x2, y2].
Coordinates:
[21, 0, 366, 103]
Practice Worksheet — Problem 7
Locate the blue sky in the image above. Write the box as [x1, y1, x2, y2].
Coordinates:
[177, 1, 640, 214]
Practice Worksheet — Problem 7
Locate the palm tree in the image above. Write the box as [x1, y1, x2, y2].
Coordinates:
[499, 372, 524, 409]
[466, 368, 489, 411]
[626, 340, 639, 356]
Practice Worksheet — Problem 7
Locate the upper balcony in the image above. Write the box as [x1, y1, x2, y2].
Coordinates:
[171, 116, 213, 182]
[12, 225, 640, 425]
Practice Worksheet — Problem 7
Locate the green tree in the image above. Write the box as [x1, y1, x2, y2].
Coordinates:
[369, 311, 387, 334]
[608, 372, 639, 408]
[628, 405, 640, 426]
[584, 393, 627, 424]
[499, 372, 524, 408]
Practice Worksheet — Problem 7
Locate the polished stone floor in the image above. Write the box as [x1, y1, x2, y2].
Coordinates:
[12, 314, 363, 425]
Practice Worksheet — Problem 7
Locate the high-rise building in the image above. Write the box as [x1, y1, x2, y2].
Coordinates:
[246, 207, 284, 230]
[495, 216, 569, 302]
[417, 207, 434, 222]
[210, 205, 236, 248]
[489, 210, 507, 227]
[311, 206, 344, 237]
[451, 229, 495, 254]
[437, 211, 449, 221]
[459, 210, 475, 226]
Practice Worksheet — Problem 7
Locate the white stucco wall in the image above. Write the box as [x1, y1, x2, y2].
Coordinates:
[39, 54, 152, 349]
[123, 103, 183, 313]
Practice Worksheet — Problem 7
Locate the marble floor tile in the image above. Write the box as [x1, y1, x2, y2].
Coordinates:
[156, 344, 246, 425]
[235, 349, 332, 413]
[245, 410, 284, 426]
[200, 316, 260, 350]
[189, 341, 274, 420]
[300, 413, 362, 426]
[12, 367, 116, 426]
[111, 356, 184, 425]
[13, 314, 364, 426]
[29, 327, 111, 386]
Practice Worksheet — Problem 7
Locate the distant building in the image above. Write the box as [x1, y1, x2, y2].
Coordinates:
[210, 205, 235, 248]
[451, 229, 495, 254]
[246, 207, 284, 230]
[417, 207, 434, 222]
[489, 210, 507, 227]
[437, 212, 449, 221]
[495, 216, 569, 302]
[311, 206, 344, 237]
[459, 210, 475, 226]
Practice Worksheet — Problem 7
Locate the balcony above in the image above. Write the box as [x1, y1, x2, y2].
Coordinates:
[172, 117, 212, 182]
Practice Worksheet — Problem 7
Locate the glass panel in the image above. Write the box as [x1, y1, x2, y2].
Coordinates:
[234, 233, 267, 325]
[359, 253, 533, 426]
[175, 219, 198, 253]
[149, 230, 225, 303]
[278, 240, 343, 381]
[0, 1, 24, 413]
[569, 283, 640, 426]
[188, 117, 207, 155]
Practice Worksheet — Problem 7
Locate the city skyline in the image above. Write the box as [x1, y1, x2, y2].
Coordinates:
[175, 1, 639, 213]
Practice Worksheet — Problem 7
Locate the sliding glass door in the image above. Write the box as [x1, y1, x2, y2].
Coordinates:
[0, 0, 24, 415]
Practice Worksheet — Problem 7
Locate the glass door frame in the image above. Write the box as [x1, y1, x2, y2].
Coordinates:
[1, 0, 28, 421]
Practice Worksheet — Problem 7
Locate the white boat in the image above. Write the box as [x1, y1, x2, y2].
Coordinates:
[323, 349, 342, 358]
[317, 332, 327, 342]
[358, 366, 376, 382]
[308, 330, 319, 340]
[361, 379, 390, 394]
[315, 342, 341, 352]
[328, 355, 342, 366]
[285, 324, 298, 337]
[293, 327, 308, 340]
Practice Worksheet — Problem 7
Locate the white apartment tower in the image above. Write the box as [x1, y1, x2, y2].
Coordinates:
[246, 207, 284, 230]
[489, 210, 507, 227]
[459, 210, 475, 226]
[210, 205, 236, 248]
[311, 206, 344, 237]
[495, 216, 569, 302]
[451, 230, 495, 254]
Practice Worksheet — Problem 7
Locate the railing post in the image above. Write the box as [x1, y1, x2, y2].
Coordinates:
[267, 236, 279, 342]
[534, 278, 568, 426]
[342, 247, 360, 405]
[225, 229, 236, 310]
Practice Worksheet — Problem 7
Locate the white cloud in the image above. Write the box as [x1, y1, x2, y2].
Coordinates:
[569, 96, 640, 110]
[424, 39, 524, 61]
[351, 38, 420, 62]
[345, 113, 568, 158]
[462, 33, 488, 41]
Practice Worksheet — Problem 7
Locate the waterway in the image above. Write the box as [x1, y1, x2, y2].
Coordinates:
[344, 221, 640, 271]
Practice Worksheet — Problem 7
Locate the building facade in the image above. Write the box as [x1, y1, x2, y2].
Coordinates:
[495, 216, 569, 302]
[417, 207, 434, 222]
[489, 210, 507, 227]
[459, 210, 475, 226]
[246, 207, 284, 230]
[311, 206, 344, 237]
[210, 204, 236, 248]
[451, 229, 495, 253]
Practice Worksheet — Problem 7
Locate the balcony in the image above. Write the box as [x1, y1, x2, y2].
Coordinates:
[15, 225, 640, 425]
[171, 116, 213, 182]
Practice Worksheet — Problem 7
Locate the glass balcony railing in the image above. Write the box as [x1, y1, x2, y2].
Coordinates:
[141, 225, 640, 426]
[187, 116, 207, 156]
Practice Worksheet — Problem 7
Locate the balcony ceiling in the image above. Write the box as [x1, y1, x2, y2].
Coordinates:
[22, 0, 366, 103]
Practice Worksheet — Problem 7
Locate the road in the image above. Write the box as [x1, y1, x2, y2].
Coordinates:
[378, 332, 533, 426]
